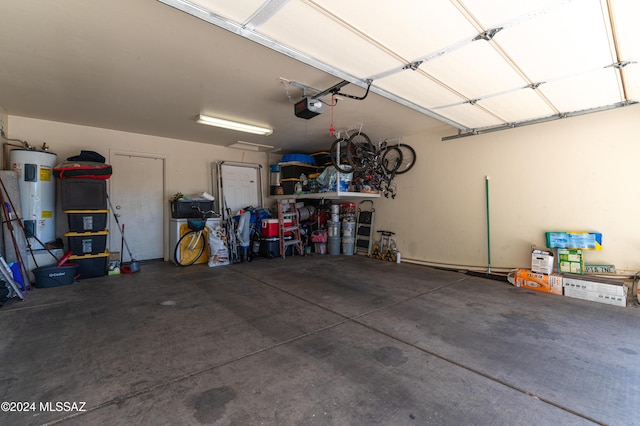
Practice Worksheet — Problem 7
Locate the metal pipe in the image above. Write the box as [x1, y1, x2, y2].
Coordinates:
[485, 176, 491, 274]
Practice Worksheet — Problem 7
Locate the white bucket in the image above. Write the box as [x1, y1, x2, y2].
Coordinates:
[338, 171, 352, 192]
[327, 221, 341, 238]
[314, 242, 327, 254]
[342, 238, 355, 255]
[342, 221, 356, 238]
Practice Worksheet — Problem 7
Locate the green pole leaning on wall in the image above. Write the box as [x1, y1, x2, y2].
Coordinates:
[485, 175, 491, 274]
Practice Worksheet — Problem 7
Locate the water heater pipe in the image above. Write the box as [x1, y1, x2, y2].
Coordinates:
[485, 176, 492, 274]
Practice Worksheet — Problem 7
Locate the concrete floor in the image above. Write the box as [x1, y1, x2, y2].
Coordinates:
[1, 255, 639, 425]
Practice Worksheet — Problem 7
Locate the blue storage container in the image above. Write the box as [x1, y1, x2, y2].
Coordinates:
[280, 154, 316, 165]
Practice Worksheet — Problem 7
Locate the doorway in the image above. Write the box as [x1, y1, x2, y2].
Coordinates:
[108, 151, 166, 261]
[214, 162, 263, 216]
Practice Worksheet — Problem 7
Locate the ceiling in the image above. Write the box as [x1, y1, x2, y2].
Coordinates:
[0, 0, 638, 153]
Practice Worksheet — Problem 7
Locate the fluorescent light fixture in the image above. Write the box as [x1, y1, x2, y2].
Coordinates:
[227, 140, 278, 152]
[197, 114, 273, 135]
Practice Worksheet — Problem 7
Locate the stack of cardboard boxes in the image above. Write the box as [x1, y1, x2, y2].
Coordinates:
[512, 232, 627, 307]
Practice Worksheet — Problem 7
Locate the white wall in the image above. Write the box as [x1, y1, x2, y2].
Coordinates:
[373, 104, 640, 273]
[7, 116, 277, 259]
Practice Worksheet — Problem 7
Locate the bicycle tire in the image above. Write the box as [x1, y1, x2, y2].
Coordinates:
[330, 138, 353, 174]
[348, 132, 373, 148]
[346, 133, 374, 172]
[175, 230, 205, 266]
[386, 143, 416, 174]
[389, 238, 398, 262]
[380, 145, 404, 174]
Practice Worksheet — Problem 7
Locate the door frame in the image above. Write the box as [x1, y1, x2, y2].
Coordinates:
[109, 149, 167, 260]
[211, 161, 263, 219]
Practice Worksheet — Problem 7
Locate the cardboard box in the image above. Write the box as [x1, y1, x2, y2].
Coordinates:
[558, 249, 584, 274]
[564, 286, 627, 307]
[531, 249, 554, 274]
[562, 274, 627, 297]
[513, 269, 563, 295]
[584, 264, 616, 274]
[545, 232, 602, 250]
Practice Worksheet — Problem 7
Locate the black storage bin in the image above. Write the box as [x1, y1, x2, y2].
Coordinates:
[69, 252, 109, 278]
[66, 210, 109, 232]
[65, 231, 109, 255]
[280, 163, 317, 179]
[61, 179, 107, 210]
[281, 178, 300, 195]
[259, 237, 293, 258]
[311, 151, 331, 166]
[170, 200, 215, 218]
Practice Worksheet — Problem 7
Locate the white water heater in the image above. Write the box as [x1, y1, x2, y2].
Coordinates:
[9, 149, 58, 249]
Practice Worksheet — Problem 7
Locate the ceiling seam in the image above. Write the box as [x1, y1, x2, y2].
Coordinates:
[243, 0, 290, 30]
[157, 0, 467, 130]
[370, 0, 580, 84]
[485, 39, 560, 116]
[302, 0, 411, 70]
[453, 0, 561, 118]
[602, 0, 628, 101]
[157, 0, 637, 136]
[446, 0, 609, 118]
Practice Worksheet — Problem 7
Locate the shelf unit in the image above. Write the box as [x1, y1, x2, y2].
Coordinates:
[273, 191, 380, 200]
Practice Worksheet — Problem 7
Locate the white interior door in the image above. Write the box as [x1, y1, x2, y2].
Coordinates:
[220, 163, 261, 214]
[109, 151, 165, 261]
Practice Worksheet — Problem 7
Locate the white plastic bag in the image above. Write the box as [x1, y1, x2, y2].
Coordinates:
[208, 226, 230, 267]
[316, 165, 338, 191]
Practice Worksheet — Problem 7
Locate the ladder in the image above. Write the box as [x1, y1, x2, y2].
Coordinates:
[355, 200, 375, 256]
[277, 199, 304, 258]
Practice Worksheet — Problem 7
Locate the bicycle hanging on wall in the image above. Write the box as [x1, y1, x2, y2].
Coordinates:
[330, 130, 416, 198]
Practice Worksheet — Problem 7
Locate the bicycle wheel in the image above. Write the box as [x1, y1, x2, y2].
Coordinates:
[386, 143, 416, 174]
[330, 138, 353, 174]
[346, 132, 374, 172]
[380, 145, 404, 174]
[174, 230, 205, 266]
[388, 238, 398, 262]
